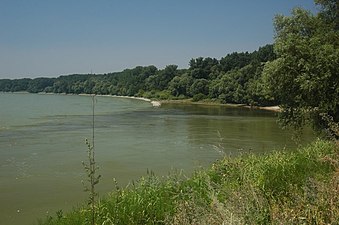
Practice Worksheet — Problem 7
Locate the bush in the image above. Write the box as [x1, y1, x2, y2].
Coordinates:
[192, 93, 206, 102]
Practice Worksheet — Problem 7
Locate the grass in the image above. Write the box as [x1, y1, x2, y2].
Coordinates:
[37, 139, 338, 225]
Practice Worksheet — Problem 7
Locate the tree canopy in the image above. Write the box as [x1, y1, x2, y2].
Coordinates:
[263, 0, 339, 133]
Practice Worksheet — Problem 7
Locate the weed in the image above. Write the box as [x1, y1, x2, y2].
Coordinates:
[81, 95, 101, 225]
[37, 140, 338, 225]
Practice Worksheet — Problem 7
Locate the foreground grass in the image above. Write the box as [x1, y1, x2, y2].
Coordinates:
[38, 140, 338, 225]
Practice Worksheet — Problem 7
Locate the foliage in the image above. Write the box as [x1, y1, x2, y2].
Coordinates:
[192, 93, 207, 102]
[38, 140, 338, 225]
[0, 45, 276, 107]
[263, 0, 339, 132]
[189, 79, 209, 96]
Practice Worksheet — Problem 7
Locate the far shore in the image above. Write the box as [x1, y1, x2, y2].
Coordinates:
[78, 93, 162, 107]
[7, 91, 280, 112]
[159, 99, 281, 112]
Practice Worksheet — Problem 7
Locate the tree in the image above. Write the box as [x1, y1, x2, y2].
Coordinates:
[145, 65, 177, 91]
[27, 78, 54, 93]
[251, 44, 276, 63]
[189, 79, 209, 96]
[218, 71, 243, 104]
[219, 52, 251, 72]
[189, 57, 219, 79]
[263, 0, 339, 133]
[168, 73, 193, 97]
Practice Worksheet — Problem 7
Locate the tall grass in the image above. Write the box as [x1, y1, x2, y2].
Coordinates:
[208, 140, 338, 224]
[38, 139, 338, 225]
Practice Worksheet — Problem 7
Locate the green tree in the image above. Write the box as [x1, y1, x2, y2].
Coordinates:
[27, 78, 54, 93]
[145, 65, 177, 91]
[168, 73, 193, 97]
[189, 79, 209, 96]
[219, 52, 251, 72]
[263, 0, 339, 132]
[189, 57, 219, 79]
[251, 44, 276, 63]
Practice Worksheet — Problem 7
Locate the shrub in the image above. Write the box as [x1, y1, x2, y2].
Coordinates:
[192, 93, 206, 102]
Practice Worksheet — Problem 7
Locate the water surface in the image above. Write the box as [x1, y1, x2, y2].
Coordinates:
[0, 93, 314, 225]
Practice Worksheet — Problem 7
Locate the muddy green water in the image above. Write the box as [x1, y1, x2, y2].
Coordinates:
[0, 93, 314, 225]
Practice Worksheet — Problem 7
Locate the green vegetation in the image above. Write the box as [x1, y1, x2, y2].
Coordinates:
[0, 44, 276, 107]
[263, 0, 339, 132]
[37, 140, 338, 225]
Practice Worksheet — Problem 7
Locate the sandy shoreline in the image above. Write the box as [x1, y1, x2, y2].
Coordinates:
[159, 99, 281, 112]
[19, 92, 280, 111]
[77, 93, 162, 107]
[247, 105, 281, 112]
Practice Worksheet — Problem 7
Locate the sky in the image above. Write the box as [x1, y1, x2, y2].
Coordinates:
[0, 0, 317, 79]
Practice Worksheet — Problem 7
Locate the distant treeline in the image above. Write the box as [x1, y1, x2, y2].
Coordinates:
[0, 44, 276, 106]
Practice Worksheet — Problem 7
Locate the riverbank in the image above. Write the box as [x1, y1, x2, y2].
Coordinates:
[65, 93, 281, 111]
[34, 92, 162, 107]
[6, 91, 279, 111]
[159, 98, 281, 112]
[110, 95, 161, 107]
[38, 139, 338, 225]
[78, 94, 162, 107]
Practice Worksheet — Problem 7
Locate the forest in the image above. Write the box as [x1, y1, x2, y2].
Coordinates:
[0, 44, 276, 106]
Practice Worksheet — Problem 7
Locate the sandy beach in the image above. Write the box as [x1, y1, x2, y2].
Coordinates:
[160, 99, 281, 112]
[39, 92, 281, 111]
[78, 93, 162, 107]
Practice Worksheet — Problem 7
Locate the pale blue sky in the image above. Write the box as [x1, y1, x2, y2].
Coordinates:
[0, 0, 317, 78]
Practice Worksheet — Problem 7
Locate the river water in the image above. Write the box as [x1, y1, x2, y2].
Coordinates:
[0, 93, 314, 225]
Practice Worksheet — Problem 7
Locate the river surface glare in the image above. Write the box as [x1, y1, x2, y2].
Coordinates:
[0, 93, 314, 225]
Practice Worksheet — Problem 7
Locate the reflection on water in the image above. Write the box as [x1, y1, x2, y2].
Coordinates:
[0, 93, 315, 225]
[162, 104, 313, 153]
